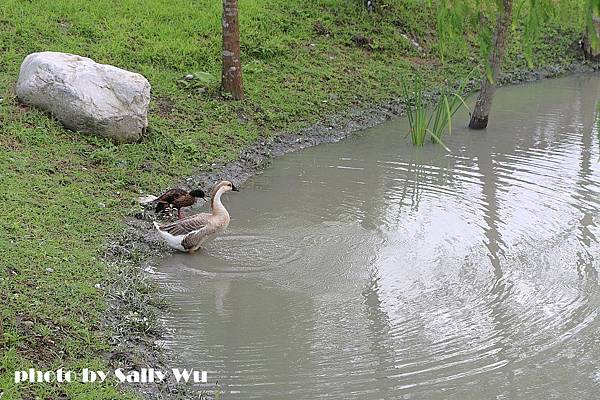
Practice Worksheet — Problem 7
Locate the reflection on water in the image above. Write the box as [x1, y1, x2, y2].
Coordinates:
[155, 75, 600, 399]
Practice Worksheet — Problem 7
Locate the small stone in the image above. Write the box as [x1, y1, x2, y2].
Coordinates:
[184, 74, 194, 80]
[98, 202, 106, 208]
[138, 194, 158, 204]
[309, 43, 316, 48]
[142, 161, 153, 172]
[143, 265, 156, 274]
[23, 320, 34, 328]
[46, 267, 54, 273]
[94, 283, 101, 289]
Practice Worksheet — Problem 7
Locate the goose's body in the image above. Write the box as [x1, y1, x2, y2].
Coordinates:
[154, 181, 237, 254]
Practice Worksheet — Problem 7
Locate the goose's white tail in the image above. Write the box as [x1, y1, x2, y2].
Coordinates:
[153, 221, 186, 251]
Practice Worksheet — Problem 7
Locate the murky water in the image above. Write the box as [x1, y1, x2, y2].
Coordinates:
[155, 75, 600, 399]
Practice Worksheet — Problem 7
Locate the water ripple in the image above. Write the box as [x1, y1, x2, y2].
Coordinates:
[156, 75, 600, 399]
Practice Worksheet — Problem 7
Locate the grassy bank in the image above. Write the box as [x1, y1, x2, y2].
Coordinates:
[0, 0, 587, 398]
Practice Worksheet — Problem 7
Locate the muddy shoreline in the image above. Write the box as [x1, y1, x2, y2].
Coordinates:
[101, 61, 599, 399]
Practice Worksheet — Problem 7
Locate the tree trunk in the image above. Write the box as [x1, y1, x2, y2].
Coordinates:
[222, 0, 244, 100]
[583, 1, 600, 61]
[469, 0, 513, 130]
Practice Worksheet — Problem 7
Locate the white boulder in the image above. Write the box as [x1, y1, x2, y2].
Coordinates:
[16, 52, 151, 143]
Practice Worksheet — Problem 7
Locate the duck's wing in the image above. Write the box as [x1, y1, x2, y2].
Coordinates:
[173, 193, 196, 208]
[156, 188, 187, 203]
[157, 213, 212, 236]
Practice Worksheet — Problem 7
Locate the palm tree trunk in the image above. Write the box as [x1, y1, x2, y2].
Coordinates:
[222, 0, 244, 100]
[469, 0, 513, 130]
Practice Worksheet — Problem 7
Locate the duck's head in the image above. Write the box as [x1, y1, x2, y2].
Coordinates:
[211, 180, 239, 196]
[189, 189, 206, 198]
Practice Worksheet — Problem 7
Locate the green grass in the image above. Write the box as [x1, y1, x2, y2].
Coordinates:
[0, 0, 586, 398]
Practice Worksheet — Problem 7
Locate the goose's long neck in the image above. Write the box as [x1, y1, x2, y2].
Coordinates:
[211, 187, 229, 217]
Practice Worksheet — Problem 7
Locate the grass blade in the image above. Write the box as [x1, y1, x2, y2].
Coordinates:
[427, 129, 451, 152]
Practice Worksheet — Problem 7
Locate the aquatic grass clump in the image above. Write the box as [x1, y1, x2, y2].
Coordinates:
[403, 80, 430, 147]
[402, 72, 472, 151]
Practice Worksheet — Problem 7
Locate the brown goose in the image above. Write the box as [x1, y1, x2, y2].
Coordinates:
[155, 188, 205, 219]
[153, 181, 238, 254]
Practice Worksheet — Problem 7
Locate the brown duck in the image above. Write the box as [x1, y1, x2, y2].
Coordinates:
[155, 188, 205, 219]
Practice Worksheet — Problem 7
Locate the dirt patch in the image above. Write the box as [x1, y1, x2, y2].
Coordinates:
[154, 97, 175, 118]
[102, 60, 599, 399]
[314, 20, 331, 37]
[351, 34, 374, 51]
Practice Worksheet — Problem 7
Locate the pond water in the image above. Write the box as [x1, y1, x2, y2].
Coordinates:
[155, 74, 600, 399]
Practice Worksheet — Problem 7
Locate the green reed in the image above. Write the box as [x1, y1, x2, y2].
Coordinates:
[402, 71, 473, 151]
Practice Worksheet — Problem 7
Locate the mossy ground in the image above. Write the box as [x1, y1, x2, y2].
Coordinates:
[0, 0, 587, 398]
